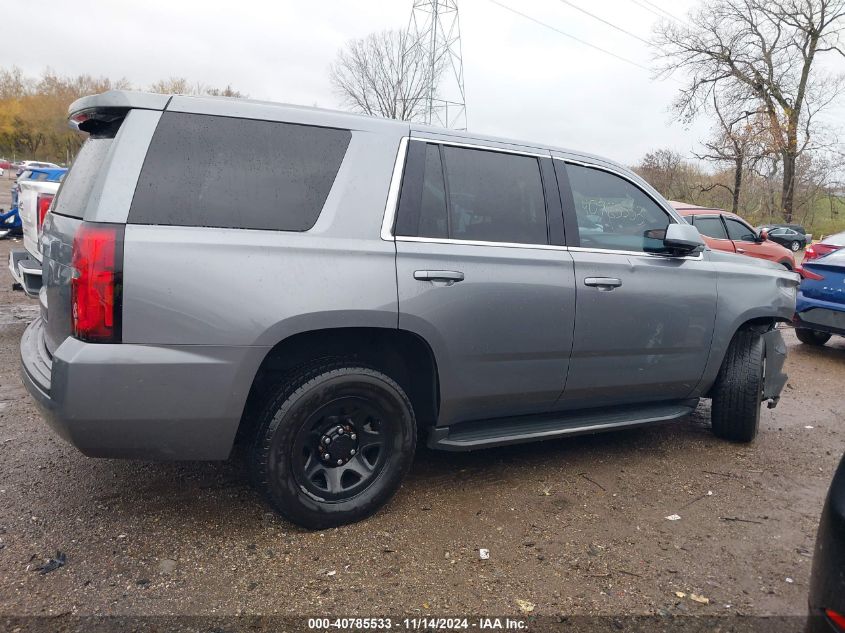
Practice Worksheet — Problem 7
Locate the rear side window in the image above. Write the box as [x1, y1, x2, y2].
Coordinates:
[396, 142, 548, 245]
[52, 137, 114, 219]
[693, 216, 728, 240]
[129, 112, 351, 231]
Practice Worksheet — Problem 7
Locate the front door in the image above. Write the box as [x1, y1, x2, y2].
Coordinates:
[393, 139, 576, 426]
[555, 160, 717, 409]
[689, 214, 736, 253]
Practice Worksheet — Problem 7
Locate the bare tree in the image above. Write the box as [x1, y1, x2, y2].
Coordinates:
[655, 0, 845, 221]
[330, 29, 443, 121]
[148, 77, 244, 97]
[694, 94, 770, 213]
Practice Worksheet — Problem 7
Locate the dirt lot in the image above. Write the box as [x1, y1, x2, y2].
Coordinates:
[0, 175, 843, 627]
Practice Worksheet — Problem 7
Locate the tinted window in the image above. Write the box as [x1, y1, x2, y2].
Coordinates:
[130, 112, 351, 231]
[693, 216, 728, 240]
[566, 164, 673, 252]
[441, 146, 547, 244]
[725, 218, 757, 242]
[52, 137, 114, 219]
[417, 144, 448, 238]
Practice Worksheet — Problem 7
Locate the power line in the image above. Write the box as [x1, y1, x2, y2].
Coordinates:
[553, 0, 651, 46]
[640, 0, 688, 25]
[487, 0, 651, 71]
[626, 0, 686, 25]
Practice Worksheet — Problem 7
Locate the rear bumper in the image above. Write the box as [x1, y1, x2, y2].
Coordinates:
[20, 318, 266, 460]
[8, 250, 42, 297]
[795, 293, 845, 336]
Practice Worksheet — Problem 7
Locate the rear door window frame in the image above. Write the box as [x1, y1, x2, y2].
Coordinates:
[390, 138, 564, 249]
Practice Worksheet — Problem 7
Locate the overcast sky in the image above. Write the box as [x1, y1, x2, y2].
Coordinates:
[6, 0, 844, 166]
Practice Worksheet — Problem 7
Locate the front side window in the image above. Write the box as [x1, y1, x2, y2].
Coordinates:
[725, 218, 757, 242]
[566, 164, 673, 253]
[693, 216, 728, 240]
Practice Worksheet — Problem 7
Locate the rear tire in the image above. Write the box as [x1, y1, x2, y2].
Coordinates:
[249, 360, 416, 529]
[710, 329, 765, 443]
[795, 328, 831, 346]
[790, 241, 800, 252]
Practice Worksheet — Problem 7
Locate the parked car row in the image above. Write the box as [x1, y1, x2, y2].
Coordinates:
[670, 202, 797, 269]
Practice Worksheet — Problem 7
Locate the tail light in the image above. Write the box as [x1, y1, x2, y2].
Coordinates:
[71, 223, 124, 343]
[36, 193, 54, 234]
[804, 244, 817, 260]
[797, 266, 825, 281]
[827, 609, 845, 632]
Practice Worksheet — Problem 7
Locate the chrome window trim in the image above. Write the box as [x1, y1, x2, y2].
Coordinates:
[381, 139, 703, 261]
[395, 235, 568, 251]
[380, 136, 550, 243]
[395, 236, 703, 260]
[380, 136, 409, 241]
[555, 157, 683, 223]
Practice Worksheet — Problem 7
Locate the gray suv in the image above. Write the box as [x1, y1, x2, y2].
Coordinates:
[20, 91, 797, 528]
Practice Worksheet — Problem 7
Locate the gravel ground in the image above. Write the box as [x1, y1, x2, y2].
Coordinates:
[0, 175, 843, 625]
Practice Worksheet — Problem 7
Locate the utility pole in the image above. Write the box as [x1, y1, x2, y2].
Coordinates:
[406, 0, 467, 129]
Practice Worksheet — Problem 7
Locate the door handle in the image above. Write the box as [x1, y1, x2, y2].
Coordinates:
[736, 248, 745, 253]
[414, 270, 465, 286]
[584, 277, 622, 290]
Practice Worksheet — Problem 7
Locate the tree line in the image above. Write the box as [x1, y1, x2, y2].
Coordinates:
[0, 67, 242, 164]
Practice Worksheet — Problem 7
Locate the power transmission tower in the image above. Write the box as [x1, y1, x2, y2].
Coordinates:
[406, 0, 467, 129]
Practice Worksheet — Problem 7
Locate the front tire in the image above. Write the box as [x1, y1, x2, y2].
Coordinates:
[249, 361, 416, 529]
[710, 329, 765, 443]
[795, 328, 831, 346]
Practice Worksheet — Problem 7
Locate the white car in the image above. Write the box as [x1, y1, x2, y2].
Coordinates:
[8, 170, 65, 296]
[15, 160, 60, 177]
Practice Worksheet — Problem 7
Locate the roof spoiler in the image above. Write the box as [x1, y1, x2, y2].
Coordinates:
[68, 91, 171, 133]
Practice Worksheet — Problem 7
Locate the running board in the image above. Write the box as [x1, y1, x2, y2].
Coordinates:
[427, 400, 698, 451]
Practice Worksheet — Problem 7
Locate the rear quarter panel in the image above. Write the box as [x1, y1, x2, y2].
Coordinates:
[121, 125, 406, 348]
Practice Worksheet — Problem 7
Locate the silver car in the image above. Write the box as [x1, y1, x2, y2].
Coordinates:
[20, 91, 797, 528]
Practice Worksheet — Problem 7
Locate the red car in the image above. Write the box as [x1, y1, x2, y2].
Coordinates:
[670, 202, 796, 270]
[804, 230, 845, 261]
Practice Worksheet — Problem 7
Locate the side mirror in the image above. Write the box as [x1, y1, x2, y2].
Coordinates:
[663, 223, 705, 255]
[758, 229, 769, 242]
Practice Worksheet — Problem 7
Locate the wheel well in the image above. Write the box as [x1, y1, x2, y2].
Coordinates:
[239, 328, 439, 439]
[740, 316, 779, 333]
[780, 260, 793, 270]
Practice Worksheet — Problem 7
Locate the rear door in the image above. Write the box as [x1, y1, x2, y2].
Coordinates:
[555, 160, 717, 408]
[393, 139, 576, 426]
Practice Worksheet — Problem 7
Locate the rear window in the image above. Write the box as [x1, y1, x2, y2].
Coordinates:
[129, 112, 351, 231]
[52, 137, 114, 219]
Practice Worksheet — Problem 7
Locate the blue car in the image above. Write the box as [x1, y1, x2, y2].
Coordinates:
[2, 168, 67, 239]
[795, 248, 845, 345]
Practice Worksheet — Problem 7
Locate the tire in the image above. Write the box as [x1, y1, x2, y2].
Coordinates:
[249, 360, 416, 529]
[795, 328, 831, 346]
[790, 241, 800, 252]
[710, 328, 765, 443]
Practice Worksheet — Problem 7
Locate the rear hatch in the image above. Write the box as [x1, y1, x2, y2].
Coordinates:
[40, 118, 122, 355]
